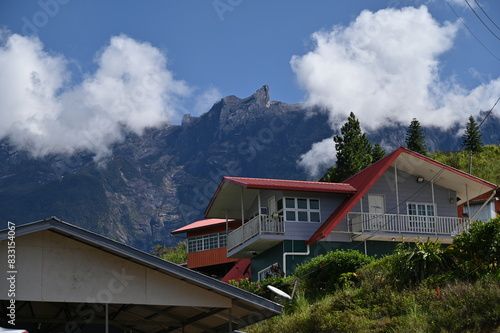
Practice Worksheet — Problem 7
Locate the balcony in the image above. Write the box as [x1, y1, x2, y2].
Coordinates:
[227, 215, 285, 258]
[348, 212, 469, 244]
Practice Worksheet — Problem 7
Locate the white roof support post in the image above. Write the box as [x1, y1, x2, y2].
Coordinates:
[395, 162, 400, 215]
[241, 187, 245, 224]
[470, 190, 497, 221]
[258, 190, 261, 216]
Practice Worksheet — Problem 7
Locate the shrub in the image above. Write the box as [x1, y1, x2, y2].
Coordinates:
[293, 249, 373, 299]
[229, 275, 295, 300]
[451, 217, 500, 278]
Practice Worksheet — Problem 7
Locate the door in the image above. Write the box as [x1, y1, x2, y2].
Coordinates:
[368, 194, 385, 230]
[268, 196, 277, 215]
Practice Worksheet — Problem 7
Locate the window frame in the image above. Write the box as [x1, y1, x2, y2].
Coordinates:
[406, 202, 436, 217]
[277, 197, 321, 223]
[187, 231, 228, 253]
[257, 262, 279, 281]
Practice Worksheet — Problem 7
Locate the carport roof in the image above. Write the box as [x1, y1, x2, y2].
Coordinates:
[0, 217, 281, 332]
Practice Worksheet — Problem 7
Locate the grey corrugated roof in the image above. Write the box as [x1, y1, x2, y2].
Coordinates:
[0, 217, 281, 332]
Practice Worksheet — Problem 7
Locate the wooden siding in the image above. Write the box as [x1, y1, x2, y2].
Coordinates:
[246, 190, 348, 241]
[361, 167, 458, 217]
[187, 247, 238, 269]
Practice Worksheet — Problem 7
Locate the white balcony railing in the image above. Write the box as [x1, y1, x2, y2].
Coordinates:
[227, 215, 284, 252]
[348, 212, 469, 235]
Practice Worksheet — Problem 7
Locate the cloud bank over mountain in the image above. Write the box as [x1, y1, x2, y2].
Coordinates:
[294, 6, 500, 178]
[0, 32, 195, 160]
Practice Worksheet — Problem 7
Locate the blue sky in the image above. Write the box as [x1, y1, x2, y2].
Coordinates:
[0, 1, 499, 168]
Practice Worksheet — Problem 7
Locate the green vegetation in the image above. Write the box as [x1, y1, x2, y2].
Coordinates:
[431, 145, 500, 184]
[321, 112, 385, 182]
[405, 117, 427, 155]
[462, 115, 484, 154]
[152, 241, 187, 264]
[244, 217, 500, 333]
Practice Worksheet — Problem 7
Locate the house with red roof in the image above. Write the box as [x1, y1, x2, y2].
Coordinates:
[179, 147, 498, 281]
[171, 218, 248, 280]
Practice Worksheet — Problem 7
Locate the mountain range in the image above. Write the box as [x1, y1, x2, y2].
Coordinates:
[1, 85, 498, 251]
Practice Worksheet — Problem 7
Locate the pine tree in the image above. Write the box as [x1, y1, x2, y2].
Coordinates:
[405, 118, 427, 155]
[462, 115, 483, 153]
[326, 112, 373, 182]
[371, 143, 386, 162]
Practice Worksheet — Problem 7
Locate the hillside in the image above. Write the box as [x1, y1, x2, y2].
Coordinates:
[431, 145, 500, 185]
[242, 218, 500, 332]
[0, 85, 499, 251]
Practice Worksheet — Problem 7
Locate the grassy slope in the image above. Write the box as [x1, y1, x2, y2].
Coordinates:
[431, 145, 500, 185]
[249, 277, 500, 333]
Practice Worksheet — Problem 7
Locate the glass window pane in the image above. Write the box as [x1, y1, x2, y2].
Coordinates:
[310, 212, 320, 222]
[298, 211, 308, 221]
[408, 204, 416, 215]
[219, 233, 227, 247]
[418, 204, 426, 216]
[310, 199, 319, 210]
[286, 211, 296, 221]
[297, 199, 307, 209]
[285, 198, 295, 208]
[427, 205, 435, 216]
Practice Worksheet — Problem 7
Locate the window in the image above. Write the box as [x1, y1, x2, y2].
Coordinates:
[407, 202, 436, 233]
[277, 197, 321, 222]
[258, 262, 281, 281]
[407, 203, 435, 217]
[187, 232, 228, 253]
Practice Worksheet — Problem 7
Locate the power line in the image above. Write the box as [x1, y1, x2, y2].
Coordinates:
[477, 97, 500, 129]
[444, 0, 500, 62]
[464, 0, 500, 40]
[474, 0, 500, 31]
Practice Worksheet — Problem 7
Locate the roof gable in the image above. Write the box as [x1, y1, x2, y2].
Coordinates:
[307, 147, 498, 244]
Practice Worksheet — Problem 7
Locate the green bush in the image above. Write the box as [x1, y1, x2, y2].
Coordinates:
[229, 275, 295, 300]
[293, 249, 373, 299]
[451, 217, 500, 279]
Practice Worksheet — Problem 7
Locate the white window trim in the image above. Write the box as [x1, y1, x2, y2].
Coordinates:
[278, 197, 321, 223]
[187, 231, 227, 253]
[258, 262, 279, 281]
[406, 202, 437, 216]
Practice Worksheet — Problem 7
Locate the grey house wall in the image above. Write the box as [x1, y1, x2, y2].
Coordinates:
[355, 167, 458, 217]
[247, 190, 349, 240]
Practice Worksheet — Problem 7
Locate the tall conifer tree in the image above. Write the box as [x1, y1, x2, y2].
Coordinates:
[405, 118, 427, 155]
[462, 115, 483, 153]
[328, 112, 373, 182]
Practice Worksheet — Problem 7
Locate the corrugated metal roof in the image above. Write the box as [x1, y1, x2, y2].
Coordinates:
[171, 218, 236, 234]
[0, 217, 281, 332]
[224, 176, 357, 193]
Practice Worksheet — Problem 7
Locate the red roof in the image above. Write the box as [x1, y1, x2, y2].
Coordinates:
[224, 177, 356, 193]
[221, 259, 252, 283]
[306, 147, 498, 244]
[171, 218, 235, 234]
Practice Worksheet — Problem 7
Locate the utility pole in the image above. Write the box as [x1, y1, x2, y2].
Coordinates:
[467, 97, 499, 174]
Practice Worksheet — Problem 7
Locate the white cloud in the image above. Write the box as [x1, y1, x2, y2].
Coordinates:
[0, 32, 191, 160]
[193, 86, 222, 116]
[292, 5, 500, 177]
[291, 6, 499, 131]
[298, 138, 337, 179]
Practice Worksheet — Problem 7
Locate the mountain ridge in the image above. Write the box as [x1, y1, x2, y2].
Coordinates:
[0, 86, 498, 251]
